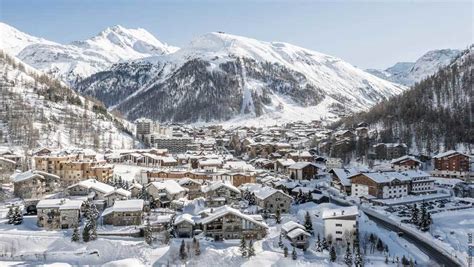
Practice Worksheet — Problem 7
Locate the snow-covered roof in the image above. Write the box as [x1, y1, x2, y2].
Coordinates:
[390, 155, 421, 164]
[281, 221, 305, 233]
[174, 213, 195, 226]
[104, 188, 132, 197]
[400, 170, 430, 179]
[11, 170, 44, 183]
[292, 186, 313, 193]
[288, 162, 318, 170]
[359, 172, 412, 184]
[198, 205, 267, 228]
[0, 156, 16, 164]
[198, 158, 223, 166]
[149, 180, 187, 195]
[201, 181, 240, 194]
[177, 177, 201, 186]
[433, 150, 468, 159]
[59, 199, 83, 210]
[253, 186, 292, 200]
[129, 183, 143, 190]
[68, 179, 115, 194]
[330, 168, 359, 187]
[287, 228, 311, 239]
[322, 206, 358, 220]
[276, 158, 296, 166]
[102, 199, 144, 216]
[37, 199, 64, 209]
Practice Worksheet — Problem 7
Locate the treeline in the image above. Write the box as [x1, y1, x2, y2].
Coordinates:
[335, 46, 473, 153]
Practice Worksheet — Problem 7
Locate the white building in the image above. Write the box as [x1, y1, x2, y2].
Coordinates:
[326, 158, 343, 169]
[322, 206, 358, 244]
[402, 170, 436, 194]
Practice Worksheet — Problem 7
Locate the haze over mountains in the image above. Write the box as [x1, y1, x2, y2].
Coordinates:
[0, 22, 463, 126]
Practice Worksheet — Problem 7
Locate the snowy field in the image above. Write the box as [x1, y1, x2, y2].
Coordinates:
[0, 200, 433, 266]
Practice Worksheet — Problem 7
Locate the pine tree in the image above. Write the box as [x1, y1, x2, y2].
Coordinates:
[401, 255, 409, 266]
[163, 230, 170, 245]
[71, 225, 80, 242]
[354, 245, 363, 267]
[315, 233, 322, 252]
[322, 237, 329, 251]
[330, 246, 337, 262]
[304, 211, 313, 235]
[344, 243, 353, 266]
[179, 239, 187, 261]
[385, 255, 389, 264]
[376, 238, 384, 252]
[195, 239, 201, 256]
[82, 225, 91, 242]
[278, 234, 284, 248]
[410, 204, 419, 225]
[240, 236, 247, 257]
[275, 208, 281, 224]
[13, 207, 23, 225]
[419, 202, 431, 231]
[284, 246, 288, 257]
[247, 240, 256, 258]
[7, 206, 14, 224]
[144, 218, 153, 245]
[292, 247, 297, 260]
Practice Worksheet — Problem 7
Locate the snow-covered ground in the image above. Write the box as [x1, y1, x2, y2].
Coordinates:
[0, 199, 433, 266]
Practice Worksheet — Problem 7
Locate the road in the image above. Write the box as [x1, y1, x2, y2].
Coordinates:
[328, 196, 462, 267]
[364, 212, 461, 267]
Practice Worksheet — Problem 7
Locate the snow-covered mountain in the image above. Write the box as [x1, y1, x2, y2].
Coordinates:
[0, 23, 178, 85]
[367, 49, 461, 86]
[76, 32, 406, 125]
[0, 50, 134, 149]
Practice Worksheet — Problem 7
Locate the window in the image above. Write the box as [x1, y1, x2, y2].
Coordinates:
[336, 224, 342, 227]
[336, 231, 343, 234]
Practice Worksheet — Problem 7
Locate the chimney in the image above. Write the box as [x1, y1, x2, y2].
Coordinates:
[342, 210, 345, 215]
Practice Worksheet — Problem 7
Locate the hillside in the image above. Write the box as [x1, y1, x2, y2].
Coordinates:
[367, 49, 461, 86]
[0, 50, 134, 150]
[337, 46, 473, 153]
[76, 32, 405, 125]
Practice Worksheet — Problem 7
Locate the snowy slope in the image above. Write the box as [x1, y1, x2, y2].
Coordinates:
[0, 23, 178, 85]
[0, 22, 58, 55]
[367, 49, 461, 86]
[0, 51, 134, 150]
[78, 32, 406, 125]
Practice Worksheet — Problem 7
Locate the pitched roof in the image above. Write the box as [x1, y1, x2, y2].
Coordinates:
[11, 170, 44, 183]
[330, 168, 359, 187]
[102, 199, 144, 216]
[390, 155, 421, 164]
[433, 150, 469, 159]
[68, 179, 115, 194]
[287, 228, 311, 239]
[104, 188, 132, 197]
[281, 221, 305, 233]
[174, 214, 195, 226]
[359, 172, 412, 184]
[149, 180, 187, 195]
[253, 186, 292, 201]
[201, 181, 240, 194]
[288, 162, 318, 170]
[198, 205, 267, 228]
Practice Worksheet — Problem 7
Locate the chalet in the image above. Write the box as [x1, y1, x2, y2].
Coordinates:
[104, 188, 132, 207]
[287, 228, 311, 250]
[326, 157, 343, 169]
[349, 172, 412, 199]
[102, 199, 144, 226]
[129, 183, 143, 198]
[0, 157, 16, 181]
[274, 158, 296, 173]
[323, 206, 358, 244]
[252, 186, 292, 213]
[177, 177, 202, 200]
[287, 162, 318, 180]
[12, 170, 59, 199]
[37, 199, 82, 229]
[198, 205, 268, 240]
[201, 181, 241, 207]
[281, 221, 305, 235]
[287, 151, 313, 162]
[391, 155, 421, 171]
[329, 168, 359, 195]
[432, 150, 470, 179]
[67, 179, 115, 200]
[147, 180, 187, 207]
[173, 214, 195, 238]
